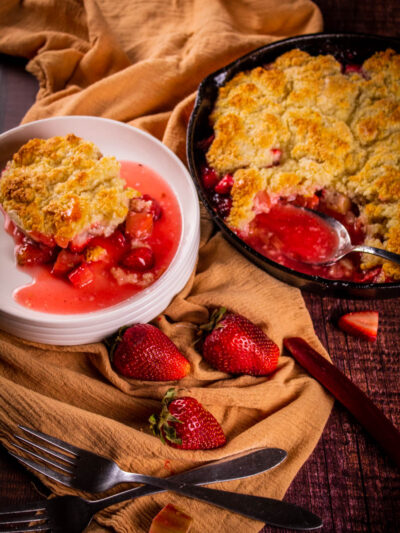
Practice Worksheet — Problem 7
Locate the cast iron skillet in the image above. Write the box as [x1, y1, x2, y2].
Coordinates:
[187, 33, 400, 298]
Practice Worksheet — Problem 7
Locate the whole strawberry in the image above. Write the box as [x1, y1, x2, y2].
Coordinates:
[149, 388, 226, 450]
[200, 307, 280, 376]
[110, 324, 190, 381]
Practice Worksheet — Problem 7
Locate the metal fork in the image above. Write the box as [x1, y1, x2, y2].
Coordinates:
[0, 426, 323, 531]
[10, 426, 287, 494]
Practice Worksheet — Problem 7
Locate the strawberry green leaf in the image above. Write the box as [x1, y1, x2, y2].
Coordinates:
[198, 307, 227, 336]
[104, 325, 130, 362]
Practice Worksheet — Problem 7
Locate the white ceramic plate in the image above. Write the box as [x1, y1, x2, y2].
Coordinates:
[0, 116, 200, 344]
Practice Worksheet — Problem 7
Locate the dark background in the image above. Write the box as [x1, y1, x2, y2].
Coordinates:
[0, 1, 399, 532]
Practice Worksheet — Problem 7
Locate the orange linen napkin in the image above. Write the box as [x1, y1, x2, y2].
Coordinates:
[0, 1, 333, 532]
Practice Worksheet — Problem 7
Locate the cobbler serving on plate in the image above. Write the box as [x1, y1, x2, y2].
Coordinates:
[0, 134, 181, 313]
[200, 48, 400, 283]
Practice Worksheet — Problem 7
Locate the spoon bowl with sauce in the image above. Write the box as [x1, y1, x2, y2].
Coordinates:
[295, 208, 400, 267]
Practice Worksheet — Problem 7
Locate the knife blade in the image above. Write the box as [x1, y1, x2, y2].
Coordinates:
[89, 446, 322, 530]
[284, 336, 400, 468]
[167, 447, 287, 485]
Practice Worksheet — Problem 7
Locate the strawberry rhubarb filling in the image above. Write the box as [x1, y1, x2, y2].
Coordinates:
[2, 161, 181, 313]
[200, 162, 386, 283]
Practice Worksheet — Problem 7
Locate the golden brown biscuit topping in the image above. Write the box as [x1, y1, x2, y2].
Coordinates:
[206, 48, 400, 280]
[0, 134, 137, 247]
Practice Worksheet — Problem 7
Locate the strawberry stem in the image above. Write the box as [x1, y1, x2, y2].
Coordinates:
[198, 307, 227, 333]
[104, 325, 130, 361]
[149, 388, 183, 446]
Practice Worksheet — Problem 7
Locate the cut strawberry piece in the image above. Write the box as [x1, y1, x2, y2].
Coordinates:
[214, 173, 234, 194]
[142, 194, 162, 221]
[68, 263, 95, 288]
[211, 193, 232, 218]
[338, 311, 379, 342]
[52, 250, 83, 277]
[202, 166, 220, 189]
[16, 241, 56, 266]
[89, 230, 129, 263]
[270, 147, 282, 166]
[125, 211, 153, 239]
[109, 228, 128, 250]
[149, 503, 193, 533]
[121, 247, 154, 271]
[344, 64, 362, 74]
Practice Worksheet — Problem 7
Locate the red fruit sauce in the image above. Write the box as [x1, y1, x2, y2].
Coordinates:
[251, 204, 339, 263]
[238, 202, 369, 280]
[200, 164, 385, 282]
[9, 161, 182, 314]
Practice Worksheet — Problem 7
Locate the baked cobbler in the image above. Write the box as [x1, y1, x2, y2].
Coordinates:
[0, 134, 136, 249]
[0, 135, 182, 313]
[201, 48, 400, 282]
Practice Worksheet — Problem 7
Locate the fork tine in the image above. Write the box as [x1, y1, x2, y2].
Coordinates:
[0, 525, 50, 532]
[19, 426, 79, 456]
[0, 512, 46, 525]
[0, 503, 46, 515]
[8, 451, 73, 488]
[11, 440, 75, 472]
[0, 508, 49, 533]
[14, 435, 76, 466]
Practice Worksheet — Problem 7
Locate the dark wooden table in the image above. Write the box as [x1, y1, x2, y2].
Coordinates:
[0, 2, 399, 532]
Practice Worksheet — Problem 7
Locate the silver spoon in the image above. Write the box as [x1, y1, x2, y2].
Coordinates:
[297, 208, 400, 267]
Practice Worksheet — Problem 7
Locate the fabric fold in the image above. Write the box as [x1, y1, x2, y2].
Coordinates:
[0, 1, 332, 532]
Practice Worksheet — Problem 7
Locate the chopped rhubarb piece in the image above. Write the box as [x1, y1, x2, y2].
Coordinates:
[338, 311, 379, 342]
[16, 241, 56, 266]
[202, 166, 220, 189]
[125, 211, 154, 239]
[215, 173, 234, 194]
[52, 250, 83, 277]
[121, 247, 154, 271]
[28, 231, 56, 248]
[13, 227, 26, 244]
[69, 234, 94, 252]
[68, 263, 94, 288]
[149, 503, 193, 533]
[353, 266, 382, 283]
[291, 194, 320, 210]
[253, 190, 273, 214]
[320, 190, 351, 215]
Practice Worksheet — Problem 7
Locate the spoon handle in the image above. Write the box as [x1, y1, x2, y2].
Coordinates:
[352, 245, 400, 266]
